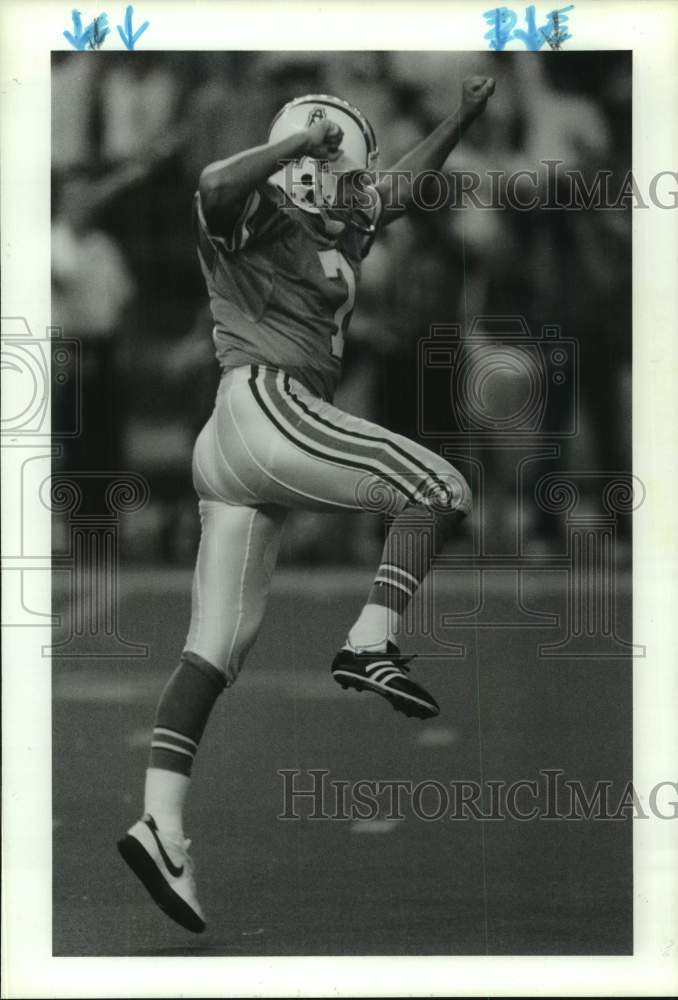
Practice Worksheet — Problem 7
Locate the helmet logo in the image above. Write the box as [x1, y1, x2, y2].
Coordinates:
[306, 106, 327, 127]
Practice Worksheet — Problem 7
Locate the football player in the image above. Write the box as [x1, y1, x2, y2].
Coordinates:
[118, 75, 496, 932]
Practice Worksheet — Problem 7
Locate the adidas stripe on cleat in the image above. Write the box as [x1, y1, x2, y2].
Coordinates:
[117, 814, 206, 933]
[331, 641, 440, 719]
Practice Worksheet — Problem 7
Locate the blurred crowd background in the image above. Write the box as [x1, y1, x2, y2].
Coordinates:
[52, 50, 631, 565]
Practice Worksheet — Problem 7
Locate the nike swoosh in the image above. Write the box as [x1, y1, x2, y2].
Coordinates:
[145, 818, 184, 877]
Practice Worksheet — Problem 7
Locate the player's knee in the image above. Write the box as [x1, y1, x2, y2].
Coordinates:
[228, 626, 260, 683]
[181, 647, 233, 692]
[185, 622, 259, 688]
[423, 469, 472, 520]
[219, 616, 265, 688]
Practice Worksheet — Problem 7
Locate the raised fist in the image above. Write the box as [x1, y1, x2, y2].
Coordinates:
[305, 119, 344, 161]
[462, 76, 496, 117]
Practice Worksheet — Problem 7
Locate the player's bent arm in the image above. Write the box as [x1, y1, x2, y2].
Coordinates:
[376, 76, 496, 226]
[199, 119, 342, 232]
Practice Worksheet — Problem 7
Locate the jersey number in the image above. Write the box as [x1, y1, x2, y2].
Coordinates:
[317, 249, 356, 360]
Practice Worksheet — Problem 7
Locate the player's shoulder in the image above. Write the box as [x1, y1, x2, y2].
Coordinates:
[193, 180, 286, 255]
[194, 180, 281, 219]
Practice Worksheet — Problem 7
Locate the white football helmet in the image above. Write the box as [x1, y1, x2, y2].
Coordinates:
[267, 94, 379, 233]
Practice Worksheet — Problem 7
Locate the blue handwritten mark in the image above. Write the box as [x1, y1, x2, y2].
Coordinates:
[117, 5, 150, 50]
[512, 4, 543, 50]
[483, 4, 574, 51]
[483, 7, 518, 51]
[64, 9, 106, 50]
[540, 4, 574, 49]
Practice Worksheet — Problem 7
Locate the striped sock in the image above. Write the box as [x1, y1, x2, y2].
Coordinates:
[150, 727, 199, 775]
[368, 506, 439, 616]
[349, 504, 464, 647]
[144, 654, 225, 837]
[371, 562, 421, 615]
[347, 602, 401, 652]
[148, 653, 225, 778]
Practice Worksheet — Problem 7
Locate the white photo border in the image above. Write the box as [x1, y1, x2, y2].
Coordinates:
[2, 0, 677, 996]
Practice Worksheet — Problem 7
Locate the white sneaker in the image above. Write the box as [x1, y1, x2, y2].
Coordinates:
[117, 814, 206, 932]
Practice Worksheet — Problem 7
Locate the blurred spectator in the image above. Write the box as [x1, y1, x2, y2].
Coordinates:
[52, 134, 186, 483]
[52, 169, 136, 479]
[52, 54, 99, 171]
[100, 54, 182, 165]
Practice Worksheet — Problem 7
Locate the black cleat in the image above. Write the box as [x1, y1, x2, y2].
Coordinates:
[331, 642, 439, 719]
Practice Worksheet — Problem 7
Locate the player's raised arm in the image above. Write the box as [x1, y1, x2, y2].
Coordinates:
[198, 119, 344, 232]
[375, 76, 495, 226]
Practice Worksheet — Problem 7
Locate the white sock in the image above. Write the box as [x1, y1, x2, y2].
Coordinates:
[347, 603, 401, 652]
[144, 767, 190, 840]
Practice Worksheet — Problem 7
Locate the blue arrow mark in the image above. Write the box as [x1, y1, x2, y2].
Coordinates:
[63, 9, 94, 50]
[117, 5, 150, 50]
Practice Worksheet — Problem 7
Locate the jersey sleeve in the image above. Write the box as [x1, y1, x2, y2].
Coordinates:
[193, 183, 279, 263]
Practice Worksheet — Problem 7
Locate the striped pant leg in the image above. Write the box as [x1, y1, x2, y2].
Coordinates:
[242, 367, 472, 616]
[186, 364, 472, 680]
[202, 365, 471, 515]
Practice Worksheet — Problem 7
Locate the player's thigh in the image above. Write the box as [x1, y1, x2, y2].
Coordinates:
[193, 368, 346, 508]
[196, 365, 470, 514]
[242, 367, 471, 515]
[316, 399, 472, 515]
[184, 500, 287, 685]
